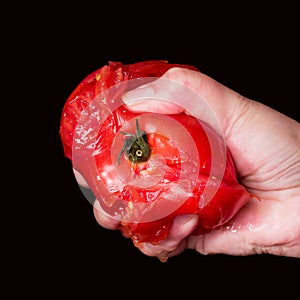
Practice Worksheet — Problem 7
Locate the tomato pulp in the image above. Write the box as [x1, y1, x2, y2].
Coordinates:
[60, 60, 251, 245]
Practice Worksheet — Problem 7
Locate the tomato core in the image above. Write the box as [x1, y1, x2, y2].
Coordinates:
[118, 118, 151, 164]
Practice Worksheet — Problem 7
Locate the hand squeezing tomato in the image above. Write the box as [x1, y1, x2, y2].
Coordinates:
[59, 60, 252, 246]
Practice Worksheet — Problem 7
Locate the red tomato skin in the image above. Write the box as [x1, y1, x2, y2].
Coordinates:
[59, 60, 252, 245]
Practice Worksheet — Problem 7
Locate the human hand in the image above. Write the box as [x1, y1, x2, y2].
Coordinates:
[92, 67, 300, 259]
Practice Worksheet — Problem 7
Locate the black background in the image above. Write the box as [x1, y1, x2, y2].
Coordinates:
[7, 3, 299, 298]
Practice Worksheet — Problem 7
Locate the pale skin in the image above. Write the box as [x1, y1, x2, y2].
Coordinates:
[81, 67, 300, 259]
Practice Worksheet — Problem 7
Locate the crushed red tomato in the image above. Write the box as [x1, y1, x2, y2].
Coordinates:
[59, 60, 252, 245]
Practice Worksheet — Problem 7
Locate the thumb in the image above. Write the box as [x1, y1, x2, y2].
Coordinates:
[122, 67, 189, 114]
[122, 67, 248, 138]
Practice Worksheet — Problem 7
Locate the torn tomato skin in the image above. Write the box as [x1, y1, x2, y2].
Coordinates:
[59, 60, 252, 245]
[59, 60, 199, 161]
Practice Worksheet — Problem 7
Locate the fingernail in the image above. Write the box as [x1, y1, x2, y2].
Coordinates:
[175, 214, 197, 225]
[122, 85, 154, 106]
[158, 256, 168, 263]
